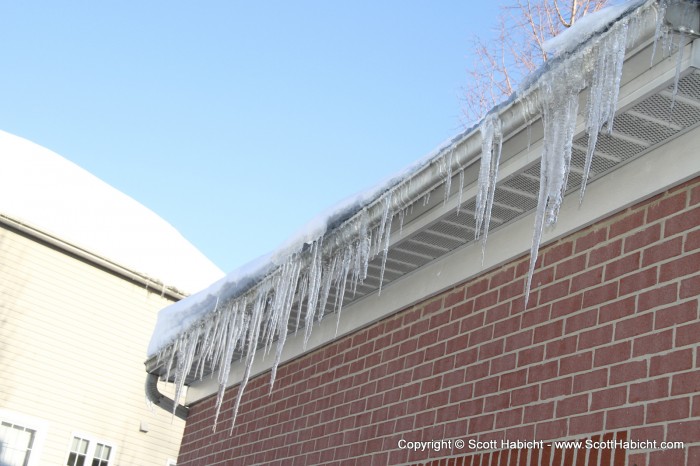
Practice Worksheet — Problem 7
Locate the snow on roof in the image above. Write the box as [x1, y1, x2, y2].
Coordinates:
[0, 130, 224, 294]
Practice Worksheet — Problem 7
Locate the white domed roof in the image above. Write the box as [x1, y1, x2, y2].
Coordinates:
[0, 130, 224, 294]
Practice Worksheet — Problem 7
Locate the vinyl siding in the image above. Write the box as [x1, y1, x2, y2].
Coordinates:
[0, 223, 185, 466]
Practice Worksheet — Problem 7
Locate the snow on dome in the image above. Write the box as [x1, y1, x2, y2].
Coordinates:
[0, 130, 224, 294]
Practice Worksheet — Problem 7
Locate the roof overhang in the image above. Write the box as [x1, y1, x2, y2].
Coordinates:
[146, 0, 700, 407]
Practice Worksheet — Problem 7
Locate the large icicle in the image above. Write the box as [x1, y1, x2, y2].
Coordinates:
[524, 54, 586, 307]
[580, 17, 630, 202]
[474, 113, 503, 260]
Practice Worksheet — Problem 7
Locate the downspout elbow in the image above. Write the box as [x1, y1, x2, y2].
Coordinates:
[146, 373, 189, 421]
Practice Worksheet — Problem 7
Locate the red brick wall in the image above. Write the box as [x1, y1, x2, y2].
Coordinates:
[177, 177, 700, 466]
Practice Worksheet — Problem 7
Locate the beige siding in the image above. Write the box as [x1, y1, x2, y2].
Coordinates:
[0, 223, 184, 466]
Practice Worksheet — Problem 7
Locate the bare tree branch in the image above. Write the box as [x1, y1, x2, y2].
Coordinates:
[461, 0, 609, 124]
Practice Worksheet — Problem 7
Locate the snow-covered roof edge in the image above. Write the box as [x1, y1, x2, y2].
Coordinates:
[148, 0, 692, 428]
[0, 130, 224, 294]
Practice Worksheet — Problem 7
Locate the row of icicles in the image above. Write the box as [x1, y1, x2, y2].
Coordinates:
[156, 0, 686, 431]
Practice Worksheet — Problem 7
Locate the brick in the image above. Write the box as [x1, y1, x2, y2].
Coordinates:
[538, 280, 571, 305]
[594, 341, 630, 367]
[499, 279, 524, 301]
[619, 267, 658, 296]
[655, 299, 697, 329]
[680, 275, 700, 299]
[572, 368, 608, 393]
[536, 419, 567, 440]
[591, 386, 626, 410]
[469, 414, 494, 433]
[598, 296, 635, 323]
[589, 239, 622, 267]
[490, 354, 516, 375]
[624, 223, 661, 253]
[629, 377, 669, 403]
[499, 369, 527, 391]
[490, 266, 516, 288]
[505, 329, 532, 352]
[575, 228, 607, 254]
[534, 320, 563, 343]
[524, 402, 554, 422]
[465, 361, 489, 380]
[475, 290, 498, 310]
[646, 397, 690, 423]
[606, 406, 644, 429]
[522, 305, 550, 328]
[445, 288, 466, 307]
[551, 294, 583, 319]
[541, 377, 572, 399]
[555, 254, 587, 280]
[676, 321, 700, 347]
[692, 183, 700, 204]
[559, 352, 593, 376]
[642, 237, 683, 267]
[671, 369, 700, 395]
[569, 412, 604, 436]
[633, 329, 673, 357]
[582, 282, 618, 308]
[468, 325, 493, 347]
[493, 314, 522, 338]
[517, 345, 544, 366]
[614, 313, 653, 340]
[478, 339, 504, 361]
[511, 385, 539, 406]
[578, 324, 613, 350]
[485, 302, 510, 325]
[495, 407, 523, 429]
[555, 394, 589, 417]
[545, 335, 577, 359]
[474, 376, 500, 397]
[570, 266, 604, 293]
[648, 190, 687, 222]
[648, 449, 686, 466]
[610, 210, 645, 238]
[531, 267, 555, 289]
[458, 399, 483, 417]
[665, 205, 700, 237]
[650, 349, 693, 376]
[545, 242, 574, 266]
[604, 252, 641, 281]
[660, 252, 700, 282]
[686, 229, 700, 252]
[637, 283, 677, 312]
[527, 361, 558, 383]
[667, 419, 700, 443]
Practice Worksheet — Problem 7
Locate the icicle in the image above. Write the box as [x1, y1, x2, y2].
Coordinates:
[443, 149, 454, 206]
[303, 238, 323, 348]
[377, 193, 394, 294]
[474, 113, 503, 261]
[671, 29, 686, 112]
[456, 169, 465, 216]
[230, 290, 267, 430]
[651, 0, 669, 66]
[524, 54, 586, 308]
[581, 17, 629, 203]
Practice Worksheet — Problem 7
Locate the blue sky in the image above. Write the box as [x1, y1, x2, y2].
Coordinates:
[0, 1, 502, 274]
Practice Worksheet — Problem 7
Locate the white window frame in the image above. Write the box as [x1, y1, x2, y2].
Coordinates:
[166, 459, 177, 466]
[0, 409, 48, 466]
[65, 432, 116, 466]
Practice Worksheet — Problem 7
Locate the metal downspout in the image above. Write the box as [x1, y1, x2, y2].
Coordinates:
[145, 373, 189, 420]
